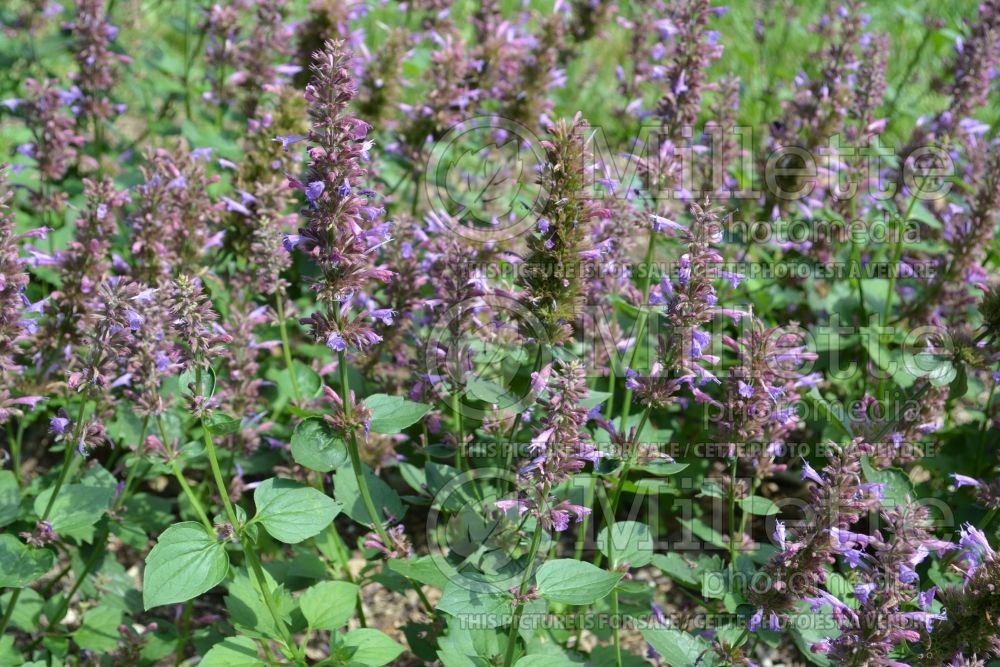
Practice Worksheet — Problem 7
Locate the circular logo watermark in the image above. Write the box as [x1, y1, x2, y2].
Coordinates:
[423, 293, 552, 420]
[424, 115, 547, 244]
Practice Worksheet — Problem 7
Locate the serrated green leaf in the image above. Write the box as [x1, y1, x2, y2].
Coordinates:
[364, 394, 431, 433]
[388, 555, 458, 590]
[640, 627, 713, 667]
[0, 535, 54, 588]
[72, 605, 124, 652]
[341, 628, 405, 667]
[514, 657, 583, 667]
[535, 559, 622, 605]
[335, 464, 404, 526]
[252, 477, 340, 544]
[143, 522, 230, 610]
[33, 484, 114, 536]
[0, 471, 21, 527]
[861, 456, 912, 507]
[740, 496, 779, 516]
[438, 583, 514, 628]
[206, 413, 242, 435]
[804, 388, 853, 439]
[300, 581, 358, 630]
[291, 417, 349, 472]
[651, 552, 724, 588]
[597, 521, 653, 568]
[178, 365, 216, 398]
[201, 636, 266, 667]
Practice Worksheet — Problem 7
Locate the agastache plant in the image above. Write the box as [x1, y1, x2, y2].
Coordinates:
[0, 2, 998, 666]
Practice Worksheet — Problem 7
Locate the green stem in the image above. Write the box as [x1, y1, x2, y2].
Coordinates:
[26, 418, 151, 644]
[452, 391, 466, 472]
[610, 591, 623, 667]
[501, 493, 548, 667]
[7, 421, 24, 487]
[728, 457, 739, 575]
[332, 318, 434, 615]
[878, 171, 930, 400]
[738, 476, 762, 554]
[276, 294, 302, 403]
[174, 599, 194, 667]
[182, 0, 192, 119]
[873, 381, 933, 443]
[0, 590, 21, 636]
[615, 229, 657, 430]
[337, 348, 391, 546]
[194, 367, 298, 661]
[976, 380, 997, 476]
[205, 430, 299, 661]
[593, 409, 650, 570]
[244, 546, 296, 655]
[884, 26, 933, 125]
[171, 459, 212, 530]
[41, 399, 89, 520]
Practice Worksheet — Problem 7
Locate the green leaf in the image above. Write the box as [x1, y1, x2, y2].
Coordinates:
[178, 365, 216, 398]
[651, 553, 723, 588]
[225, 567, 293, 638]
[640, 627, 713, 667]
[201, 636, 266, 667]
[0, 471, 21, 527]
[466, 377, 518, 406]
[206, 413, 243, 435]
[634, 461, 689, 476]
[789, 600, 839, 666]
[341, 628, 406, 666]
[300, 581, 358, 631]
[597, 521, 653, 568]
[33, 484, 114, 536]
[291, 418, 349, 472]
[143, 522, 230, 610]
[267, 360, 322, 405]
[535, 560, 623, 605]
[740, 496, 779, 516]
[388, 555, 458, 590]
[72, 605, 123, 652]
[514, 657, 583, 667]
[803, 388, 853, 439]
[252, 477, 340, 544]
[438, 583, 514, 628]
[335, 464, 404, 526]
[364, 394, 431, 434]
[678, 517, 728, 549]
[579, 390, 611, 410]
[0, 589, 43, 631]
[0, 635, 22, 666]
[948, 362, 968, 400]
[861, 456, 912, 507]
[0, 535, 54, 588]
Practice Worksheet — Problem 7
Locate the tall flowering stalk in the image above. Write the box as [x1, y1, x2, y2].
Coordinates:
[747, 438, 884, 629]
[819, 501, 951, 665]
[128, 147, 223, 281]
[718, 319, 819, 556]
[288, 40, 395, 545]
[654, 0, 724, 132]
[919, 524, 1000, 664]
[0, 168, 46, 441]
[498, 360, 596, 667]
[67, 0, 127, 141]
[519, 114, 609, 343]
[13, 79, 86, 216]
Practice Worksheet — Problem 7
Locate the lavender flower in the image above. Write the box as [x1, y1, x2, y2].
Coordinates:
[291, 41, 392, 352]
